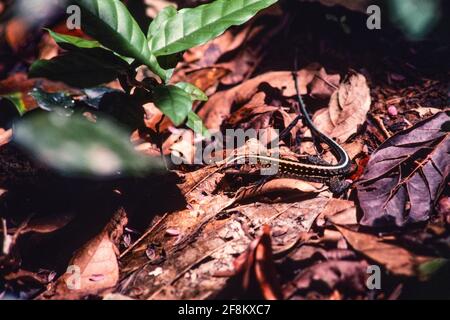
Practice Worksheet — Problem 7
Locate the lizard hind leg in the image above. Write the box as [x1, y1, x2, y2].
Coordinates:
[328, 176, 352, 196]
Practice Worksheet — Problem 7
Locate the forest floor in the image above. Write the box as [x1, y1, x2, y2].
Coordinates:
[0, 0, 449, 300]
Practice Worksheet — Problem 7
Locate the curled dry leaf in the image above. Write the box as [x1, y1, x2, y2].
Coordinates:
[314, 72, 371, 143]
[357, 111, 450, 227]
[335, 225, 433, 277]
[39, 208, 128, 299]
[231, 225, 283, 300]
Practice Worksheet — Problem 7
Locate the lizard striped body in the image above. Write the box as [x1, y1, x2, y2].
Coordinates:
[220, 72, 351, 180]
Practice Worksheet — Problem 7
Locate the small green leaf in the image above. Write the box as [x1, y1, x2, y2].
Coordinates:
[147, 6, 178, 38]
[29, 47, 129, 88]
[172, 83, 208, 134]
[1, 92, 26, 115]
[46, 29, 101, 49]
[187, 111, 210, 137]
[149, 0, 278, 56]
[418, 258, 449, 280]
[72, 0, 169, 80]
[14, 112, 164, 177]
[30, 88, 75, 115]
[175, 82, 208, 101]
[153, 85, 193, 126]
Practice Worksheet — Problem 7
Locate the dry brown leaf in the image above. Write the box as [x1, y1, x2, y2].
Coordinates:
[316, 199, 357, 226]
[314, 72, 371, 143]
[308, 67, 340, 99]
[39, 208, 128, 299]
[5, 18, 30, 52]
[199, 64, 326, 130]
[335, 225, 433, 277]
[232, 225, 283, 300]
[234, 178, 327, 203]
[0, 129, 13, 147]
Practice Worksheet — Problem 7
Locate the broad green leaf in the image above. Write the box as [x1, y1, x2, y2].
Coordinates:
[153, 85, 192, 126]
[71, 0, 169, 80]
[46, 29, 134, 64]
[149, 0, 277, 56]
[147, 6, 178, 38]
[14, 112, 164, 177]
[30, 88, 75, 115]
[29, 47, 129, 88]
[1, 92, 26, 115]
[46, 29, 101, 49]
[187, 111, 210, 137]
[175, 82, 208, 101]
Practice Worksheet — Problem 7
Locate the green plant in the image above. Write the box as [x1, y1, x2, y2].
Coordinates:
[30, 0, 278, 130]
[12, 0, 278, 176]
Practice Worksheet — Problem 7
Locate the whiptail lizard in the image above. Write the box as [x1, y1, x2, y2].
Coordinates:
[220, 72, 352, 182]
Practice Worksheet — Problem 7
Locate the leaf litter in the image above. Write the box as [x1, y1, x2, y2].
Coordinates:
[0, 0, 449, 300]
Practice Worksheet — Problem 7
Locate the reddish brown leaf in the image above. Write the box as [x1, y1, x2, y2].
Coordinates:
[357, 111, 450, 227]
[335, 225, 433, 277]
[233, 225, 283, 300]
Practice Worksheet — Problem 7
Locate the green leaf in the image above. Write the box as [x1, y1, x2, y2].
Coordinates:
[46, 29, 101, 49]
[388, 0, 441, 39]
[46, 29, 134, 64]
[71, 0, 169, 80]
[418, 258, 449, 280]
[14, 112, 164, 177]
[175, 82, 208, 101]
[30, 88, 75, 115]
[187, 111, 210, 137]
[147, 6, 178, 38]
[1, 92, 26, 115]
[172, 83, 208, 134]
[153, 85, 193, 126]
[149, 0, 277, 56]
[29, 47, 129, 88]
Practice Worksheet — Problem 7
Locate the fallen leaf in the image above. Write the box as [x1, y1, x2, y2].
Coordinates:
[234, 178, 327, 203]
[0, 129, 13, 147]
[231, 225, 283, 300]
[335, 225, 433, 277]
[316, 199, 357, 226]
[199, 64, 327, 130]
[39, 208, 128, 299]
[314, 72, 371, 143]
[357, 111, 450, 227]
